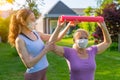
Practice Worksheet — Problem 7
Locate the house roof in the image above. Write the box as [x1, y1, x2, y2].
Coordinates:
[72, 8, 85, 15]
[44, 1, 77, 18]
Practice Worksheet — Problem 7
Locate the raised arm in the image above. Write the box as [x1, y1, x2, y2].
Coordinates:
[57, 21, 77, 41]
[39, 21, 77, 42]
[38, 20, 65, 42]
[96, 21, 112, 54]
[49, 20, 78, 42]
[48, 20, 65, 42]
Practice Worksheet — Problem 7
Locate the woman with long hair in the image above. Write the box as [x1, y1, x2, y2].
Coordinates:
[8, 8, 74, 80]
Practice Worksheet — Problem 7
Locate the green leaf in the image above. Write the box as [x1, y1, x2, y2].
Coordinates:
[6, 0, 14, 4]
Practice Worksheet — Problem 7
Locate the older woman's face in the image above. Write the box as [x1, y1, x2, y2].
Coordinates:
[74, 31, 89, 48]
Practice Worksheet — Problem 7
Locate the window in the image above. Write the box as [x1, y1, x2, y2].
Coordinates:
[50, 20, 57, 34]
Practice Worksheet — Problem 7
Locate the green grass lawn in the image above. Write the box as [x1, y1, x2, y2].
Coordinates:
[0, 38, 120, 80]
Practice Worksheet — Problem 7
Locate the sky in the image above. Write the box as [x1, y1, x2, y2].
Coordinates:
[0, 0, 98, 12]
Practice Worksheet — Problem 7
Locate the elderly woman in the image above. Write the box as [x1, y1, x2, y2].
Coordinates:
[50, 21, 112, 80]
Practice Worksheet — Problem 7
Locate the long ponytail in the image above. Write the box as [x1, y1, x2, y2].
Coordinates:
[8, 8, 33, 47]
[8, 13, 20, 47]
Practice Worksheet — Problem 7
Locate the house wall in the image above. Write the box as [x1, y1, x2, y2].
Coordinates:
[44, 18, 58, 34]
[44, 18, 50, 34]
[35, 17, 44, 33]
[36, 16, 55, 34]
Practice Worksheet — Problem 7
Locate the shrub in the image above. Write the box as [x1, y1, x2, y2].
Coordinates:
[96, 3, 120, 42]
[0, 17, 10, 42]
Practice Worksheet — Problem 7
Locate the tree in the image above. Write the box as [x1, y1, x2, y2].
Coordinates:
[96, 0, 117, 7]
[93, 0, 120, 42]
[0, 0, 45, 18]
[0, 0, 14, 5]
[95, 3, 120, 42]
[24, 0, 45, 18]
[0, 0, 14, 4]
[83, 7, 97, 36]
[15, 0, 45, 18]
[0, 17, 10, 42]
[6, 0, 14, 3]
[91, 1, 120, 45]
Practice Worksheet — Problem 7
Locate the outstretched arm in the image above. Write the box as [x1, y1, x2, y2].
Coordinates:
[48, 20, 78, 56]
[48, 20, 65, 42]
[96, 21, 112, 54]
[49, 20, 77, 42]
[57, 21, 76, 41]
[39, 21, 77, 42]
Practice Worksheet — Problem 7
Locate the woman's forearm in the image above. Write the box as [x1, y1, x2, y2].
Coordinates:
[27, 48, 48, 68]
[101, 22, 112, 45]
[49, 21, 76, 42]
[49, 25, 62, 42]
[57, 24, 71, 41]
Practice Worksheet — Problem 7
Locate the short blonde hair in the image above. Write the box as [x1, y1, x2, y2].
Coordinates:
[73, 29, 89, 42]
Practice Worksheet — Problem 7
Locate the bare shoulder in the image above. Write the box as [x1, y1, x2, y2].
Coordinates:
[15, 37, 23, 44]
[15, 37, 25, 47]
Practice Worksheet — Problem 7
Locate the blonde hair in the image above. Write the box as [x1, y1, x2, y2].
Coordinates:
[73, 29, 89, 42]
[8, 8, 33, 47]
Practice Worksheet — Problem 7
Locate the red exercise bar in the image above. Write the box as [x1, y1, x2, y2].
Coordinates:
[59, 15, 104, 22]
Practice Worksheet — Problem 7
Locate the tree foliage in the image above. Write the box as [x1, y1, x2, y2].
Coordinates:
[82, 7, 97, 39]
[0, 0, 44, 43]
[96, 0, 120, 7]
[0, 17, 10, 42]
[6, 0, 14, 4]
[95, 2, 120, 42]
[24, 0, 45, 18]
[25, 0, 39, 18]
[0, 0, 14, 5]
[0, 0, 44, 18]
